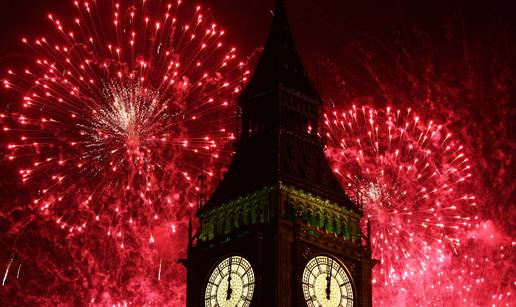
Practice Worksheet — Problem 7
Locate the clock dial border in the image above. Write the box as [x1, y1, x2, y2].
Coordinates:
[301, 254, 355, 307]
[203, 255, 255, 307]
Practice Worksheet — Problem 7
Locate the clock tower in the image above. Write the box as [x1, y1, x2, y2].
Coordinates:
[184, 1, 373, 306]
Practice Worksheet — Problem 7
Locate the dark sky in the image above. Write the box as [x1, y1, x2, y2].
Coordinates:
[0, 0, 514, 74]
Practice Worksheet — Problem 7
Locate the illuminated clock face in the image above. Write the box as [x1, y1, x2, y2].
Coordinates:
[302, 255, 354, 307]
[204, 255, 255, 307]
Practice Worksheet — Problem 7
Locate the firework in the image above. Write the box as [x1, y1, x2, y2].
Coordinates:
[2, 0, 247, 242]
[0, 1, 248, 304]
[324, 105, 481, 304]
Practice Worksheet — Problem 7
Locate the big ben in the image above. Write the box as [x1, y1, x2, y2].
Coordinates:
[183, 1, 373, 306]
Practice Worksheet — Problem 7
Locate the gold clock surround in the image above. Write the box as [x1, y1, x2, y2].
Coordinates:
[204, 255, 255, 307]
[302, 255, 355, 307]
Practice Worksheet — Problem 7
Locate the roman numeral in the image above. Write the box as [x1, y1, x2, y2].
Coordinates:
[241, 295, 251, 301]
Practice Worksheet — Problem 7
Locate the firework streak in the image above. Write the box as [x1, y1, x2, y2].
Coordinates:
[1, 0, 246, 304]
[324, 105, 513, 306]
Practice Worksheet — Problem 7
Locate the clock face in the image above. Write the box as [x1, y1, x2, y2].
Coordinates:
[302, 255, 354, 307]
[204, 255, 255, 307]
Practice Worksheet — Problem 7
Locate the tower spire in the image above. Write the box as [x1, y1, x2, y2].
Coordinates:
[274, 0, 285, 12]
[239, 0, 321, 102]
[202, 1, 355, 211]
[186, 4, 372, 306]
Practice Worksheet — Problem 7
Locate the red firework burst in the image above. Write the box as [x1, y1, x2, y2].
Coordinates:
[324, 105, 481, 305]
[1, 0, 247, 243]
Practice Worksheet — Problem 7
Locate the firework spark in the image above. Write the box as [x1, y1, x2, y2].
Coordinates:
[324, 104, 513, 306]
[0, 0, 247, 304]
[2, 0, 246, 238]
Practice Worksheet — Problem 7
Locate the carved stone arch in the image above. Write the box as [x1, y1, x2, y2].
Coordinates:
[335, 217, 342, 235]
[215, 215, 224, 237]
[250, 208, 257, 224]
[316, 210, 325, 228]
[343, 221, 351, 240]
[300, 207, 310, 223]
[208, 221, 215, 240]
[242, 207, 250, 225]
[285, 196, 296, 220]
[318, 209, 326, 228]
[233, 209, 241, 229]
[291, 198, 305, 220]
[310, 209, 323, 228]
[224, 213, 233, 234]
[199, 221, 207, 241]
[307, 208, 317, 226]
[325, 213, 336, 233]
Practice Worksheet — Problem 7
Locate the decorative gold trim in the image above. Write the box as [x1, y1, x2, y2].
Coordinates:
[199, 183, 362, 242]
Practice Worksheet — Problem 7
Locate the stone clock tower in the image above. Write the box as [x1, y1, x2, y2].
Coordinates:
[184, 1, 373, 306]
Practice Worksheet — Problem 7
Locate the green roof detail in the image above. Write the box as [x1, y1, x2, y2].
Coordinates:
[198, 183, 361, 242]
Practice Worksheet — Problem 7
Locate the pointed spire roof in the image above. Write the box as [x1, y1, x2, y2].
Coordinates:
[202, 0, 356, 212]
[239, 0, 321, 103]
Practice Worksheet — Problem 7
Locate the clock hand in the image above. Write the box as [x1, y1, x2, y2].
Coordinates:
[325, 260, 332, 300]
[226, 274, 233, 300]
[226, 258, 233, 300]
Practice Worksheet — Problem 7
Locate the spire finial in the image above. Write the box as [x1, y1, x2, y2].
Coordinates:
[274, 0, 286, 15]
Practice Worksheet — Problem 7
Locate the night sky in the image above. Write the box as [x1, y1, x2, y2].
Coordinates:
[0, 0, 514, 305]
